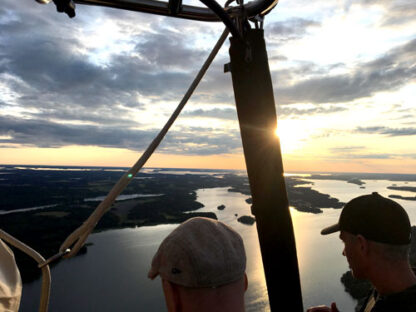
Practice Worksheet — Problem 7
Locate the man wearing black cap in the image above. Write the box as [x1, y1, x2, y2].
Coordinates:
[307, 192, 416, 312]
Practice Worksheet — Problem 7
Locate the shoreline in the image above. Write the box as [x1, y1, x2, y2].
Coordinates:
[2, 167, 415, 284]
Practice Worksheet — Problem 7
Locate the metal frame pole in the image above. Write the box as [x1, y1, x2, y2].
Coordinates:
[39, 0, 279, 22]
[228, 28, 303, 311]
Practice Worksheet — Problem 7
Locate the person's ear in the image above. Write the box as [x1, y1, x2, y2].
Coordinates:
[244, 273, 248, 292]
[356, 234, 369, 255]
[161, 279, 181, 312]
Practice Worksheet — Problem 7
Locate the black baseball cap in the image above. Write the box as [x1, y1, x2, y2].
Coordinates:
[321, 192, 411, 245]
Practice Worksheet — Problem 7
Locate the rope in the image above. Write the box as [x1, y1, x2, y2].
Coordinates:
[58, 27, 230, 259]
[0, 229, 51, 312]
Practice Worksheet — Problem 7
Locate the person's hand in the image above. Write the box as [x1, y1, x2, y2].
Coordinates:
[306, 302, 339, 312]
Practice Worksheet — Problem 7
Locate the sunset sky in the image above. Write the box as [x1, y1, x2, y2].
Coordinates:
[0, 0, 415, 172]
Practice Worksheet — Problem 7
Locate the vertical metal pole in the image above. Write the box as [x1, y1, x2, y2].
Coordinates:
[229, 29, 303, 311]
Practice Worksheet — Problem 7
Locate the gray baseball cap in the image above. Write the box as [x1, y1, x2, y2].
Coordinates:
[148, 217, 246, 288]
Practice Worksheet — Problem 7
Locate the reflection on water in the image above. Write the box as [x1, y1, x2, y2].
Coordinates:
[21, 225, 176, 311]
[0, 204, 58, 215]
[284, 173, 312, 177]
[292, 208, 356, 310]
[13, 166, 116, 171]
[304, 179, 416, 221]
[84, 193, 163, 202]
[294, 178, 416, 310]
[19, 179, 416, 312]
[194, 187, 269, 312]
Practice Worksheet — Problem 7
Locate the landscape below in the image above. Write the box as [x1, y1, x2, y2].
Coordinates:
[1, 165, 415, 310]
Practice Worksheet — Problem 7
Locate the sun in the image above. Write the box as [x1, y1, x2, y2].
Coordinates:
[274, 119, 307, 154]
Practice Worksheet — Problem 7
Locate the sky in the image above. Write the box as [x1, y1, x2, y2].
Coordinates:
[0, 0, 415, 173]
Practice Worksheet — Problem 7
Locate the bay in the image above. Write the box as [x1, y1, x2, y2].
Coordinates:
[19, 178, 416, 311]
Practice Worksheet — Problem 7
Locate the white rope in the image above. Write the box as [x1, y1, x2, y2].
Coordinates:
[59, 28, 230, 258]
[0, 229, 51, 312]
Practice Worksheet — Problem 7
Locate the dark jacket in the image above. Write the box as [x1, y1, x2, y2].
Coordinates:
[359, 284, 416, 312]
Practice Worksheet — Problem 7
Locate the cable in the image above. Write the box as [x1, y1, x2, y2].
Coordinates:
[56, 27, 230, 259]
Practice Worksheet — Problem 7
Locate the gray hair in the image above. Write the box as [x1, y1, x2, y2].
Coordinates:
[369, 241, 410, 262]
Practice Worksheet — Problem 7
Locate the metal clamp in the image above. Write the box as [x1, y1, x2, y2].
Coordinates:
[38, 249, 71, 268]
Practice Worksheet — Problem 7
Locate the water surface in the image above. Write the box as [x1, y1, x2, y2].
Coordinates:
[19, 179, 416, 311]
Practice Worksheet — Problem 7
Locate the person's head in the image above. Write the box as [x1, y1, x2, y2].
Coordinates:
[148, 217, 247, 312]
[321, 192, 411, 279]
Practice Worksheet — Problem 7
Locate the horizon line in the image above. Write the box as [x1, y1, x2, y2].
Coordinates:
[2, 164, 416, 176]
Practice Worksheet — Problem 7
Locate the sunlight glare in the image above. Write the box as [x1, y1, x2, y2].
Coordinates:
[275, 119, 308, 154]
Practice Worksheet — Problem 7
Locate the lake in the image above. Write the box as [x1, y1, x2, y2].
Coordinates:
[19, 177, 416, 311]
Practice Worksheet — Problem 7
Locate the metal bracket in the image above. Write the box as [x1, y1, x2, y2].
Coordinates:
[224, 63, 232, 73]
[38, 249, 71, 268]
[250, 14, 264, 29]
[168, 0, 182, 15]
[53, 0, 76, 17]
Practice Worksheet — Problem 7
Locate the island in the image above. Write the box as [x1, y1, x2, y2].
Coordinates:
[387, 186, 416, 192]
[347, 178, 365, 186]
[307, 172, 416, 183]
[387, 185, 416, 201]
[229, 177, 344, 214]
[0, 166, 358, 282]
[0, 167, 228, 282]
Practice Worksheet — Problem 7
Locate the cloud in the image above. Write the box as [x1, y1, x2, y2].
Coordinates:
[345, 154, 397, 159]
[336, 153, 416, 160]
[381, 2, 416, 26]
[329, 146, 366, 153]
[0, 115, 241, 155]
[355, 126, 416, 136]
[134, 30, 205, 69]
[275, 38, 416, 104]
[0, 1, 226, 121]
[0, 115, 155, 148]
[345, 0, 416, 27]
[0, 0, 242, 155]
[329, 145, 416, 159]
[266, 18, 321, 43]
[163, 127, 242, 155]
[277, 105, 347, 117]
[1, 0, 415, 160]
[0, 145, 18, 148]
[268, 54, 288, 62]
[182, 108, 237, 120]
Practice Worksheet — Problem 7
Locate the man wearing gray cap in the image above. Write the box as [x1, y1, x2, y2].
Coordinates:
[148, 217, 247, 312]
[307, 192, 416, 312]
